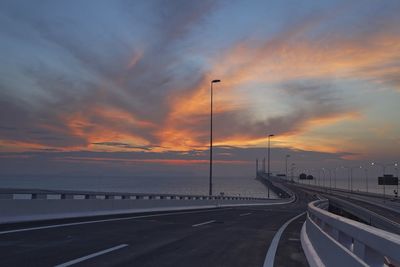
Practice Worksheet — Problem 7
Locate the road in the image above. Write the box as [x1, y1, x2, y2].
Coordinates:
[0, 188, 314, 267]
[291, 183, 400, 224]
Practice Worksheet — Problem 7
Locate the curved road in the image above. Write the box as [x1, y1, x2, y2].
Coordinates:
[0, 189, 314, 267]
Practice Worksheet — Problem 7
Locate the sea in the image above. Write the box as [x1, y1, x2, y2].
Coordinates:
[294, 169, 399, 197]
[0, 175, 278, 198]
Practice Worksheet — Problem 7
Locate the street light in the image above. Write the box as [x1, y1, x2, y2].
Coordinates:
[371, 162, 399, 200]
[360, 165, 369, 193]
[395, 163, 399, 197]
[267, 134, 274, 178]
[265, 134, 274, 198]
[371, 162, 386, 200]
[209, 79, 221, 196]
[320, 168, 326, 188]
[285, 154, 290, 180]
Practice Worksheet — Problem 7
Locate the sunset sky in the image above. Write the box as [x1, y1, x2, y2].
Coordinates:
[0, 0, 399, 178]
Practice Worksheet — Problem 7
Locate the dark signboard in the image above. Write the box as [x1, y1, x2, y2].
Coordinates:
[299, 173, 307, 180]
[306, 175, 314, 180]
[378, 175, 398, 185]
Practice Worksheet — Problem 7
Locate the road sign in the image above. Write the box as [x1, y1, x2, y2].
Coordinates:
[378, 174, 398, 185]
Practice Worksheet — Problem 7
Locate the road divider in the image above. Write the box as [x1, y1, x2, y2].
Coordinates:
[0, 186, 296, 224]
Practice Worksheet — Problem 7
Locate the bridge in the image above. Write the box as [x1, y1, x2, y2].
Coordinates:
[0, 175, 399, 267]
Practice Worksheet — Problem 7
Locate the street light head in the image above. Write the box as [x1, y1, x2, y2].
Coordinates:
[371, 162, 375, 166]
[269, 134, 274, 137]
[211, 79, 221, 83]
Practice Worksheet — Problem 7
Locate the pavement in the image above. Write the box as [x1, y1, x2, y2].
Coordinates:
[0, 187, 315, 267]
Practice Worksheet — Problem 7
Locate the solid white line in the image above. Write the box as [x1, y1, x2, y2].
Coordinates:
[263, 212, 306, 267]
[54, 244, 128, 267]
[0, 208, 232, 235]
[239, 213, 252, 216]
[192, 220, 216, 227]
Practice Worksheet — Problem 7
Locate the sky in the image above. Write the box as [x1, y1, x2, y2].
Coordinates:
[0, 0, 399, 179]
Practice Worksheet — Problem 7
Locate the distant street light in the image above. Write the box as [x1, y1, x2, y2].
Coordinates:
[360, 165, 369, 193]
[285, 154, 290, 180]
[320, 168, 326, 188]
[209, 79, 221, 196]
[342, 166, 352, 192]
[267, 134, 274, 178]
[371, 162, 386, 200]
[371, 162, 399, 200]
[396, 163, 399, 197]
[266, 134, 274, 198]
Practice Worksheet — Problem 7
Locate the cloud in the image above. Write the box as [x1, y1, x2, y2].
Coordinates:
[0, 0, 399, 163]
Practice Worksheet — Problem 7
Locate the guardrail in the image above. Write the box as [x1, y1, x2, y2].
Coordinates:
[0, 187, 295, 224]
[0, 188, 270, 201]
[301, 199, 400, 267]
[256, 174, 293, 198]
[328, 196, 400, 235]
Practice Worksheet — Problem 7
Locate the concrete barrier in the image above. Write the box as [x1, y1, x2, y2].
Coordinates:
[0, 188, 295, 224]
[301, 199, 400, 267]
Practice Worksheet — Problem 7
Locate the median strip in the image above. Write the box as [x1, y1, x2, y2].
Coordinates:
[54, 244, 128, 267]
[192, 220, 216, 227]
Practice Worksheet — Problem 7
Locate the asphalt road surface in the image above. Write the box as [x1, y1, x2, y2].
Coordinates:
[0, 188, 315, 267]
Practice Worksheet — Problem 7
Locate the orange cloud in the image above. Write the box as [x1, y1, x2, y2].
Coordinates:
[154, 29, 400, 153]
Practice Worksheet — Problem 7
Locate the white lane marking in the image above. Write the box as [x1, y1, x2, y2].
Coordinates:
[263, 212, 306, 267]
[192, 220, 216, 227]
[239, 213, 252, 217]
[288, 238, 300, 241]
[0, 208, 232, 235]
[54, 244, 128, 267]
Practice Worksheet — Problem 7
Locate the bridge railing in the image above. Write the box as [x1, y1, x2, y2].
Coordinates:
[0, 188, 296, 224]
[301, 199, 400, 267]
[0, 188, 273, 201]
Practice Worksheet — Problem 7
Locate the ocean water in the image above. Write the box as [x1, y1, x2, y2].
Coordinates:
[292, 169, 399, 197]
[0, 175, 278, 198]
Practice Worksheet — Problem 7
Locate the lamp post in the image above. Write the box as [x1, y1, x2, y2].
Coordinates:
[285, 154, 290, 180]
[290, 163, 296, 183]
[267, 134, 274, 178]
[361, 165, 368, 193]
[266, 134, 274, 197]
[371, 162, 386, 201]
[320, 168, 326, 188]
[333, 167, 339, 189]
[209, 79, 221, 196]
[396, 163, 399, 197]
[342, 166, 352, 192]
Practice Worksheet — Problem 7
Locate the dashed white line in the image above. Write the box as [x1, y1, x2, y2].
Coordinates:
[239, 213, 252, 217]
[0, 208, 232, 235]
[54, 244, 128, 267]
[192, 220, 216, 227]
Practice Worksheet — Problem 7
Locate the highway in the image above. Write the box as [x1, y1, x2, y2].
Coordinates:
[291, 183, 400, 224]
[0, 188, 314, 267]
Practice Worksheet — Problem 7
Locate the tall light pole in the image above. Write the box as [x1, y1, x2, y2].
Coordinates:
[266, 134, 274, 198]
[371, 162, 386, 201]
[361, 165, 368, 193]
[285, 154, 290, 180]
[267, 134, 274, 178]
[209, 79, 221, 196]
[395, 163, 398, 198]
